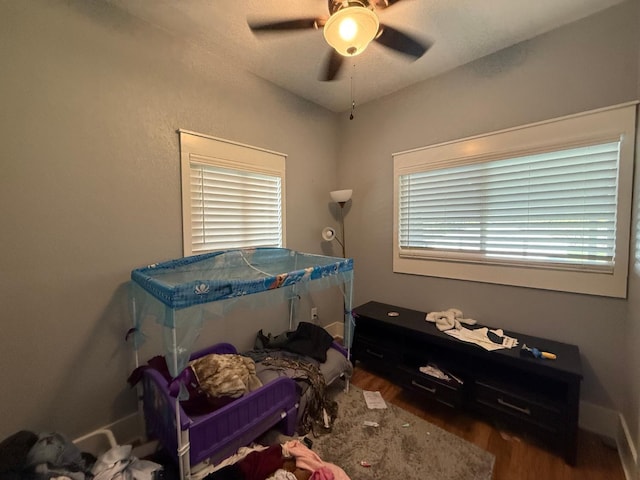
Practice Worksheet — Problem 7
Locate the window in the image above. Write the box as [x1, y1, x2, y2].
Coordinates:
[393, 103, 637, 298]
[179, 130, 286, 256]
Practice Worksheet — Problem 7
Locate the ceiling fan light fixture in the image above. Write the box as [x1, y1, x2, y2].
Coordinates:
[323, 6, 379, 56]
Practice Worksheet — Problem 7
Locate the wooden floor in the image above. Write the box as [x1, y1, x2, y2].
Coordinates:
[350, 365, 626, 480]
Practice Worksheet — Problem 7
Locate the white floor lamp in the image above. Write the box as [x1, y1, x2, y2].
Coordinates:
[322, 189, 352, 258]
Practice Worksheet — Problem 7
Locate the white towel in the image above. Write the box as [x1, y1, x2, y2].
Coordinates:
[425, 308, 477, 331]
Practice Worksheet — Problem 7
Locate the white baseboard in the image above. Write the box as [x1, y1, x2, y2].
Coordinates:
[106, 411, 145, 445]
[579, 400, 619, 439]
[580, 401, 637, 480]
[617, 413, 638, 480]
[73, 412, 144, 455]
[324, 321, 344, 339]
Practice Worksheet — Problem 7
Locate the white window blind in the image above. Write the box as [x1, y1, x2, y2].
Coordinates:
[179, 130, 286, 256]
[399, 141, 620, 272]
[393, 102, 636, 298]
[190, 162, 282, 252]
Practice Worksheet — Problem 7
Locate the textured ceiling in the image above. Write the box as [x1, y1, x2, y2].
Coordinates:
[107, 0, 624, 112]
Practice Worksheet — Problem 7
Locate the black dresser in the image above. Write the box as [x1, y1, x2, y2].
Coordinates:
[352, 301, 583, 465]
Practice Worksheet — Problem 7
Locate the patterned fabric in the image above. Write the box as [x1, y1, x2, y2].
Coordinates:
[131, 248, 353, 309]
[189, 354, 263, 399]
[260, 357, 337, 435]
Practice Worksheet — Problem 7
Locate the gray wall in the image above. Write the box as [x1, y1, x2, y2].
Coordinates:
[0, 1, 340, 440]
[625, 6, 640, 461]
[1, 0, 639, 456]
[337, 0, 639, 413]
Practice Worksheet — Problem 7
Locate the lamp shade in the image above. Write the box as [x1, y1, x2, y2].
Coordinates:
[322, 226, 336, 241]
[330, 189, 353, 203]
[323, 6, 379, 57]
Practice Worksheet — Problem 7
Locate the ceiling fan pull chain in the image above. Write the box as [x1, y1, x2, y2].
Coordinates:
[350, 63, 356, 120]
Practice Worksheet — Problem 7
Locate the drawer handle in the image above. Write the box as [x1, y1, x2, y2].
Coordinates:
[411, 380, 436, 394]
[366, 349, 384, 359]
[497, 397, 531, 416]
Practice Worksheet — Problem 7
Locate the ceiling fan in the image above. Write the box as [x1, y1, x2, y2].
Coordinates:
[248, 0, 432, 81]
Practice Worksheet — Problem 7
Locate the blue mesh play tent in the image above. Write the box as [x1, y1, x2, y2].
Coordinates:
[129, 247, 354, 378]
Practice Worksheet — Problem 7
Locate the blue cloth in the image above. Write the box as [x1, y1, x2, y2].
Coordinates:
[131, 248, 353, 309]
[26, 432, 84, 470]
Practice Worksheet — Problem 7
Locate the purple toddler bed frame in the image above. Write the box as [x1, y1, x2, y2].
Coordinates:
[141, 342, 299, 469]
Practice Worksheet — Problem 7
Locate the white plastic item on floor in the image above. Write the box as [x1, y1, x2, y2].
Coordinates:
[91, 444, 162, 480]
[73, 428, 162, 480]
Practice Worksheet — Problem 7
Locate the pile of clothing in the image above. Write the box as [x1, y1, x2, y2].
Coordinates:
[203, 440, 348, 480]
[0, 431, 161, 480]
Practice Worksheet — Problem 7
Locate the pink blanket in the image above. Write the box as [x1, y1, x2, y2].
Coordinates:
[283, 440, 350, 480]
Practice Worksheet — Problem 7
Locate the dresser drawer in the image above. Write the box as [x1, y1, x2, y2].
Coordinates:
[352, 337, 400, 372]
[473, 379, 564, 430]
[399, 366, 463, 408]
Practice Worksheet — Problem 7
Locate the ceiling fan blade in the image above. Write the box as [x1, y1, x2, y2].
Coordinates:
[248, 18, 324, 33]
[320, 49, 344, 81]
[374, 0, 408, 8]
[375, 24, 431, 59]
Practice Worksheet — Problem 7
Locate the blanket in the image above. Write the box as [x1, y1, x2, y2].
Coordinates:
[189, 354, 263, 399]
[258, 356, 337, 436]
[256, 322, 334, 363]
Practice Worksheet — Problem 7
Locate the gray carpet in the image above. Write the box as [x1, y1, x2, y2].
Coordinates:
[310, 383, 495, 480]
